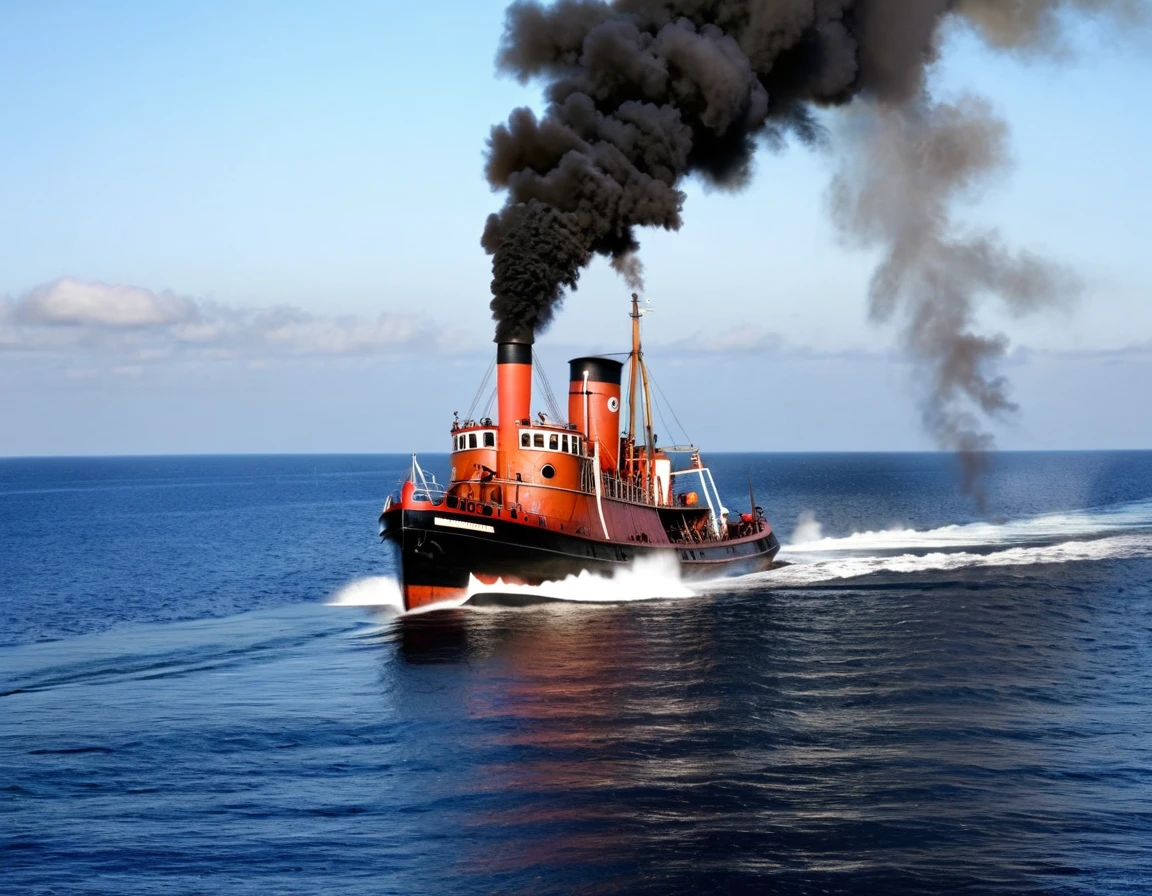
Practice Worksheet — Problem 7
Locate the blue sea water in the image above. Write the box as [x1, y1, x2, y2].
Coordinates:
[2, 452, 1151, 895]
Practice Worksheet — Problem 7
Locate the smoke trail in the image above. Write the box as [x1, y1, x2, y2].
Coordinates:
[828, 95, 1081, 502]
[956, 0, 1145, 51]
[482, 0, 1135, 488]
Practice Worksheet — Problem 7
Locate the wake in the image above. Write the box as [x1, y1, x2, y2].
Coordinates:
[785, 499, 1152, 554]
[725, 498, 1152, 590]
[720, 534, 1152, 591]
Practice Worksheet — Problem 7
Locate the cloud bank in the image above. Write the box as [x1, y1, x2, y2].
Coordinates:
[0, 278, 464, 363]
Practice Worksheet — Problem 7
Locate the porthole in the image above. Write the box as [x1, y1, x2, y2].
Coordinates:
[541, 464, 556, 480]
[607, 397, 619, 412]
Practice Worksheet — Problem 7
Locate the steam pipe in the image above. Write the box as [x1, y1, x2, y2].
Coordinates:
[582, 370, 590, 448]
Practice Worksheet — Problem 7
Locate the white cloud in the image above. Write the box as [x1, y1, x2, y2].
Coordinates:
[685, 325, 788, 354]
[15, 278, 197, 327]
[0, 277, 469, 363]
[662, 324, 873, 360]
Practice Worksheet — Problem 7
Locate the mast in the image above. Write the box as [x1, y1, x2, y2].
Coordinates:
[624, 293, 658, 502]
[626, 293, 641, 475]
[639, 336, 657, 503]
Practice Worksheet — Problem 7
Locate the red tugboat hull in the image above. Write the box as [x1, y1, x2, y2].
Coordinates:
[379, 502, 780, 612]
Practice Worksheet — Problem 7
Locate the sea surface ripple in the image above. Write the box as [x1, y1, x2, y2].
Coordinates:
[2, 452, 1151, 895]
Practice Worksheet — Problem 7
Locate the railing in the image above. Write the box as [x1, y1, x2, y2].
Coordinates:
[599, 471, 651, 505]
[411, 480, 447, 504]
[381, 455, 448, 510]
[383, 477, 447, 510]
[574, 455, 652, 505]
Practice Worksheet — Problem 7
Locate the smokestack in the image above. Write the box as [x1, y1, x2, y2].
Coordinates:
[568, 357, 623, 472]
[497, 335, 533, 466]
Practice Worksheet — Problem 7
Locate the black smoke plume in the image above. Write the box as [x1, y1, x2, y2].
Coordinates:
[828, 95, 1080, 503]
[483, 0, 1133, 494]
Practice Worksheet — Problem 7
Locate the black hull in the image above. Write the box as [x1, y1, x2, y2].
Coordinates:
[380, 507, 780, 608]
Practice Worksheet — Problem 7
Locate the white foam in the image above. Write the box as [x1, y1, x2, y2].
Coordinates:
[326, 553, 695, 616]
[325, 576, 405, 612]
[784, 499, 1152, 555]
[790, 510, 824, 545]
[721, 534, 1152, 591]
[464, 551, 696, 605]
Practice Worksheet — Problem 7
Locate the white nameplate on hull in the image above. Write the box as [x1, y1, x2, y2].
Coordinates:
[434, 516, 495, 534]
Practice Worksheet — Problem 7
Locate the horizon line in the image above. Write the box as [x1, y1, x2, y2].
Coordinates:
[3, 447, 1151, 461]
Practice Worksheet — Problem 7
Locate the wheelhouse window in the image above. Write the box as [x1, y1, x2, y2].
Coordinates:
[455, 430, 496, 451]
[517, 428, 584, 455]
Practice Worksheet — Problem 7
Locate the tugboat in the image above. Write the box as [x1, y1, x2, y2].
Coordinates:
[379, 294, 780, 610]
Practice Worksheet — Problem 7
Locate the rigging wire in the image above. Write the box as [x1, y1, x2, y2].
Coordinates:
[532, 350, 565, 423]
[464, 358, 496, 422]
[652, 389, 676, 449]
[648, 369, 694, 448]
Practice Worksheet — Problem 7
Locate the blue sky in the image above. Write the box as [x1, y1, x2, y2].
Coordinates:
[1, 1, 1150, 455]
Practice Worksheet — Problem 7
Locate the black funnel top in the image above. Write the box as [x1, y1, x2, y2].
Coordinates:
[497, 342, 533, 365]
[569, 356, 623, 385]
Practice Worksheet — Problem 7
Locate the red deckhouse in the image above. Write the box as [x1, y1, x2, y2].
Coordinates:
[379, 294, 779, 611]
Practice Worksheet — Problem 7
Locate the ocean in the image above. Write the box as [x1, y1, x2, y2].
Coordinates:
[2, 452, 1150, 895]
